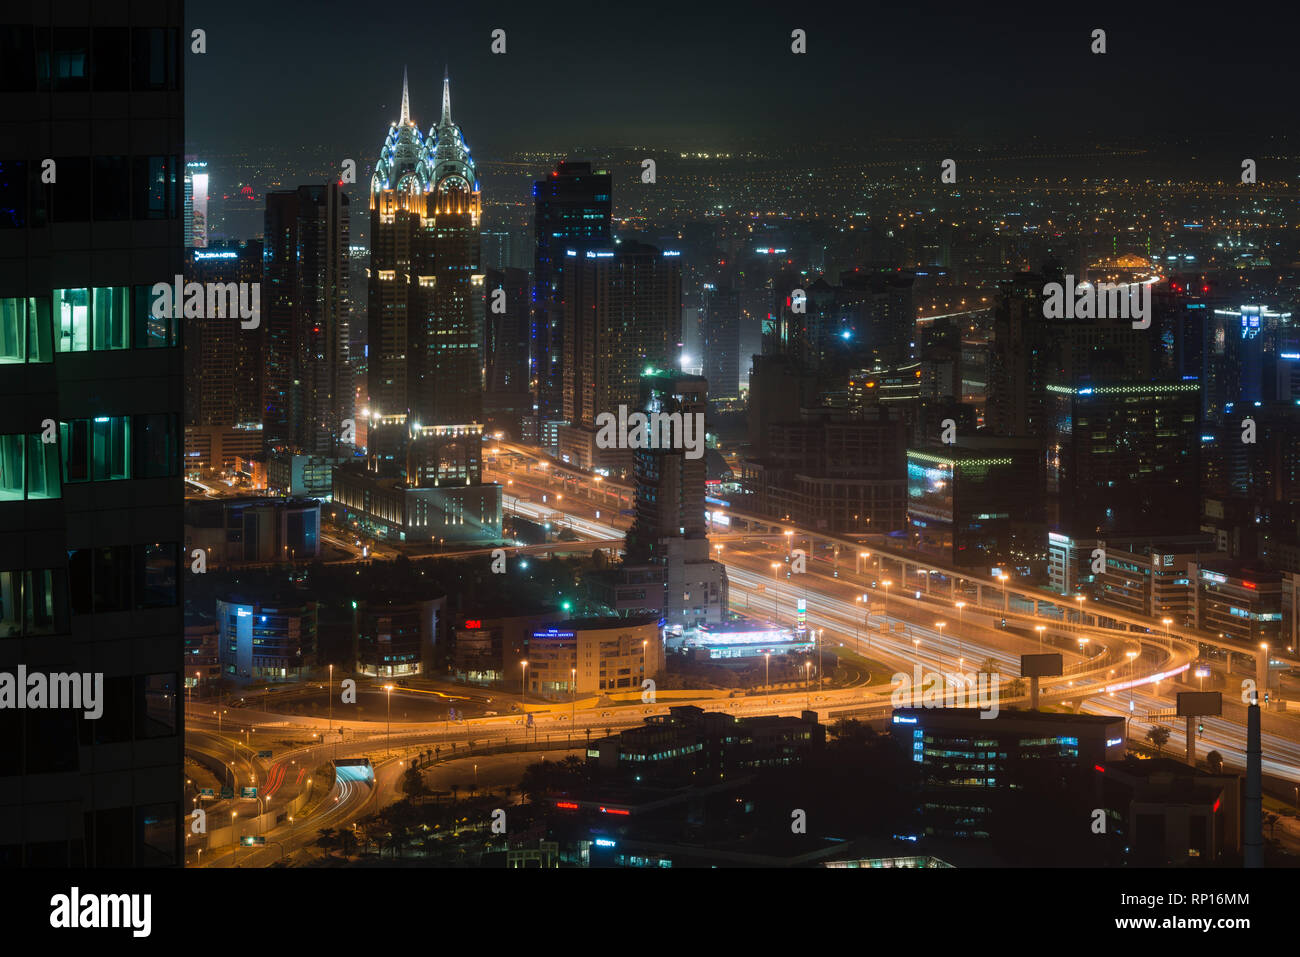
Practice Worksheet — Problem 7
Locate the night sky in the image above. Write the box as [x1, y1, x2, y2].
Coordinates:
[187, 1, 1297, 157]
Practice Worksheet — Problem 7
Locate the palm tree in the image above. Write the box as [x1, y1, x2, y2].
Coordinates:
[338, 828, 357, 862]
[314, 827, 339, 859]
[1265, 812, 1280, 842]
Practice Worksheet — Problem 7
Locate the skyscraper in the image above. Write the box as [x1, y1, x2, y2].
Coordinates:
[262, 184, 351, 456]
[184, 242, 265, 471]
[484, 266, 531, 438]
[532, 160, 612, 444]
[183, 159, 208, 248]
[334, 69, 501, 545]
[1044, 381, 1201, 590]
[623, 371, 728, 626]
[0, 7, 184, 866]
[702, 281, 741, 404]
[367, 68, 482, 450]
[556, 241, 680, 472]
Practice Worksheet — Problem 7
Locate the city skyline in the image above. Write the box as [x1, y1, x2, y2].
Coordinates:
[3, 1, 1298, 913]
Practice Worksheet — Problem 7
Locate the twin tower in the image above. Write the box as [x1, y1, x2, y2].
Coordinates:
[367, 67, 484, 449]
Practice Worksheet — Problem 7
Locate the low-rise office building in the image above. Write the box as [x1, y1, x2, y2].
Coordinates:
[588, 705, 825, 784]
[891, 707, 1126, 841]
[355, 598, 444, 678]
[1093, 535, 1220, 625]
[451, 610, 563, 685]
[1192, 562, 1282, 648]
[525, 616, 664, 696]
[185, 496, 321, 566]
[216, 595, 318, 682]
[333, 463, 503, 545]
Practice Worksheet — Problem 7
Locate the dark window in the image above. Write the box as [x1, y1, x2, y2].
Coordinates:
[25, 710, 77, 774]
[0, 568, 68, 636]
[51, 28, 89, 92]
[131, 27, 176, 90]
[135, 283, 176, 348]
[92, 545, 131, 613]
[91, 27, 129, 90]
[34, 26, 50, 90]
[23, 568, 66, 635]
[132, 155, 176, 220]
[0, 160, 25, 228]
[61, 416, 132, 482]
[138, 803, 178, 866]
[60, 420, 89, 482]
[134, 543, 177, 609]
[67, 548, 92, 614]
[133, 412, 175, 478]
[0, 709, 19, 775]
[92, 156, 131, 221]
[24, 841, 72, 867]
[49, 157, 90, 223]
[137, 673, 177, 738]
[0, 25, 35, 92]
[90, 807, 132, 866]
[27, 159, 46, 228]
[80, 675, 132, 746]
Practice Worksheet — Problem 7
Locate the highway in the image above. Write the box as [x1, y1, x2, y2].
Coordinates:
[180, 441, 1300, 864]
[483, 445, 1300, 783]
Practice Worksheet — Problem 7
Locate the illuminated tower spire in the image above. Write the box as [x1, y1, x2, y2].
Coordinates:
[400, 65, 410, 125]
[441, 65, 451, 125]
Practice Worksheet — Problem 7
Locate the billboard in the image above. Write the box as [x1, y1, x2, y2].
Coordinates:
[1176, 691, 1223, 716]
[1020, 653, 1063, 678]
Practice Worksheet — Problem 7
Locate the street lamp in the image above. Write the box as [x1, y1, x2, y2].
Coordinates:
[999, 573, 1010, 613]
[384, 684, 393, 756]
[328, 664, 334, 737]
[1035, 624, 1046, 654]
[954, 602, 965, 670]
[521, 660, 528, 700]
[1126, 649, 1140, 736]
[764, 652, 770, 689]
[858, 551, 870, 576]
[935, 621, 947, 673]
[817, 628, 824, 692]
[1074, 594, 1086, 625]
[1161, 617, 1173, 645]
[571, 668, 577, 728]
[770, 562, 782, 623]
[881, 580, 892, 619]
[804, 661, 812, 710]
